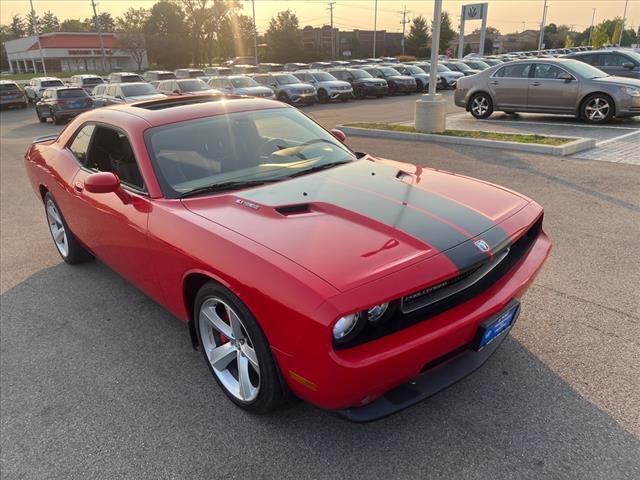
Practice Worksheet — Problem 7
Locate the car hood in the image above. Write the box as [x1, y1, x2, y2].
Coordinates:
[592, 75, 640, 88]
[234, 86, 273, 95]
[282, 83, 315, 91]
[183, 157, 530, 292]
[317, 80, 352, 89]
[387, 75, 415, 82]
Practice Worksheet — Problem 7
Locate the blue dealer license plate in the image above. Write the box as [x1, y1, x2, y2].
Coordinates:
[476, 304, 519, 350]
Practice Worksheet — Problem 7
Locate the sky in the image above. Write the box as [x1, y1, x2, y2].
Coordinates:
[1, 0, 638, 36]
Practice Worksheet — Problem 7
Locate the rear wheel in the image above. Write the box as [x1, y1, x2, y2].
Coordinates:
[44, 192, 92, 264]
[581, 93, 614, 124]
[354, 86, 366, 99]
[389, 83, 398, 95]
[195, 282, 287, 413]
[51, 109, 64, 125]
[277, 92, 290, 104]
[36, 108, 46, 123]
[317, 89, 329, 103]
[415, 80, 424, 92]
[469, 92, 493, 119]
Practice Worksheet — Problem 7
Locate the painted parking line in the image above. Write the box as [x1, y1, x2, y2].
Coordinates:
[595, 129, 640, 146]
[447, 112, 639, 131]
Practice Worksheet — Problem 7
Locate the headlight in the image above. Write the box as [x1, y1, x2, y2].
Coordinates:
[333, 313, 361, 339]
[366, 303, 389, 323]
[623, 86, 640, 96]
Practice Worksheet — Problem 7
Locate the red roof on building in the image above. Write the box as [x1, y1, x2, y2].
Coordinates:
[28, 33, 118, 51]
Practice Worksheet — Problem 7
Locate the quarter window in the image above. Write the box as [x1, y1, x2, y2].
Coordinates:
[495, 63, 532, 78]
[68, 125, 96, 166]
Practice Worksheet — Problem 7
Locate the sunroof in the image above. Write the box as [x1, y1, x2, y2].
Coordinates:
[133, 94, 240, 110]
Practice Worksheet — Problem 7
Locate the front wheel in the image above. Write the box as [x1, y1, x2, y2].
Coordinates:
[415, 80, 424, 93]
[581, 93, 614, 124]
[354, 86, 365, 99]
[44, 192, 92, 264]
[317, 89, 329, 103]
[195, 282, 288, 413]
[469, 92, 494, 119]
[277, 92, 290, 104]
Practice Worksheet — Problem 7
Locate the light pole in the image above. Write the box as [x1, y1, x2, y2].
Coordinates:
[537, 0, 549, 55]
[251, 0, 258, 61]
[29, 0, 47, 75]
[328, 2, 336, 59]
[373, 0, 378, 58]
[91, 0, 108, 72]
[619, 0, 629, 46]
[588, 8, 596, 46]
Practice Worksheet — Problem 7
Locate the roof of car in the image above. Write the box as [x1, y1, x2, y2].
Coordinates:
[34, 77, 62, 82]
[145, 70, 173, 73]
[99, 95, 286, 128]
[112, 72, 139, 76]
[0, 80, 19, 85]
[74, 74, 102, 78]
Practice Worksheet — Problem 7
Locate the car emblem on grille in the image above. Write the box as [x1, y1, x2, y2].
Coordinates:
[474, 239, 490, 252]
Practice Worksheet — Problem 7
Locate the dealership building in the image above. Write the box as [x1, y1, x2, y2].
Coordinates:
[4, 32, 148, 73]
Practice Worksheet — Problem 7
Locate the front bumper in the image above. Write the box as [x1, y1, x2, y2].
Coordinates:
[54, 107, 93, 118]
[329, 90, 354, 100]
[615, 94, 640, 117]
[273, 209, 551, 416]
[362, 84, 388, 96]
[290, 93, 317, 104]
[391, 82, 416, 93]
[0, 97, 26, 106]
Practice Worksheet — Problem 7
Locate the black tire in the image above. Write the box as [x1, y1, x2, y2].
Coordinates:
[354, 86, 366, 99]
[43, 192, 92, 264]
[580, 93, 614, 124]
[376, 94, 384, 98]
[21, 102, 27, 109]
[277, 92, 290, 104]
[195, 281, 288, 414]
[403, 91, 411, 95]
[340, 97, 349, 102]
[389, 83, 398, 95]
[37, 109, 46, 123]
[415, 80, 424, 93]
[317, 89, 329, 103]
[52, 109, 64, 125]
[469, 92, 494, 119]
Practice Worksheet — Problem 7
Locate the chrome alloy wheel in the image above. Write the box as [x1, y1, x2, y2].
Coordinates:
[46, 198, 68, 258]
[584, 97, 610, 122]
[471, 96, 489, 116]
[199, 298, 260, 402]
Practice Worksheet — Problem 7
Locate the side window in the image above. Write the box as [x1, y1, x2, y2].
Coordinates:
[534, 64, 566, 79]
[495, 63, 531, 78]
[106, 85, 118, 96]
[222, 79, 232, 88]
[86, 127, 145, 190]
[602, 54, 627, 67]
[68, 125, 96, 166]
[579, 54, 594, 65]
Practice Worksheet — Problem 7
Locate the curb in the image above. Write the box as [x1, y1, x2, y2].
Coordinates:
[338, 125, 596, 156]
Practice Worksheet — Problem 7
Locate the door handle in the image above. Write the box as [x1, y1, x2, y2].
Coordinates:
[74, 181, 84, 193]
[489, 81, 499, 85]
[531, 82, 541, 86]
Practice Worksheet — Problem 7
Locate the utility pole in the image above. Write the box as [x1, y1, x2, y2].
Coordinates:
[588, 8, 596, 46]
[428, 0, 443, 99]
[522, 21, 526, 33]
[399, 5, 410, 56]
[457, 5, 465, 59]
[29, 0, 47, 75]
[537, 0, 548, 55]
[251, 0, 258, 62]
[373, 0, 378, 58]
[619, 0, 629, 46]
[327, 2, 336, 59]
[91, 0, 108, 72]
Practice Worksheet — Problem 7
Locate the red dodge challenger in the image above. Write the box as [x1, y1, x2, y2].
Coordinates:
[25, 95, 551, 421]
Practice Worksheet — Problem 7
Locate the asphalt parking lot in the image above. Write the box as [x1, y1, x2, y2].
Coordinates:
[1, 98, 639, 479]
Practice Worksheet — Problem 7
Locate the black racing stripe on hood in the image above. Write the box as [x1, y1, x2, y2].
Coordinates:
[242, 160, 512, 270]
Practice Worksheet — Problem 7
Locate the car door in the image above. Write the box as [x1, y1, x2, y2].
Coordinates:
[66, 123, 161, 299]
[600, 53, 638, 78]
[488, 63, 532, 110]
[527, 63, 579, 112]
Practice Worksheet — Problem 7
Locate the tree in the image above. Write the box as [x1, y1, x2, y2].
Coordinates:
[116, 34, 147, 70]
[116, 8, 149, 33]
[591, 24, 609, 48]
[265, 10, 302, 63]
[437, 11, 456, 54]
[564, 34, 574, 48]
[621, 28, 638, 47]
[202, 0, 241, 63]
[85, 13, 115, 33]
[611, 21, 622, 46]
[218, 14, 256, 58]
[60, 19, 88, 32]
[144, 1, 189, 68]
[39, 11, 59, 33]
[145, 1, 185, 35]
[9, 15, 25, 37]
[25, 11, 38, 35]
[405, 15, 429, 58]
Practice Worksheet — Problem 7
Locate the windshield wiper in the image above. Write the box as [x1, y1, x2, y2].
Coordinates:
[284, 160, 351, 179]
[180, 179, 278, 198]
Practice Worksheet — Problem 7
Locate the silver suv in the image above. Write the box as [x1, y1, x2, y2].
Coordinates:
[292, 70, 353, 102]
[25, 77, 64, 102]
[252, 73, 317, 105]
[69, 74, 105, 94]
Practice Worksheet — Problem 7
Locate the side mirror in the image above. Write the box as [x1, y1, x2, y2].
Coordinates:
[84, 172, 131, 204]
[330, 129, 346, 143]
[173, 89, 181, 95]
[622, 62, 635, 69]
[558, 72, 573, 82]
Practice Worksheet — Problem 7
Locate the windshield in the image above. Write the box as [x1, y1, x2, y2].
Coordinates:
[42, 80, 64, 87]
[145, 108, 355, 198]
[404, 65, 424, 75]
[58, 88, 88, 98]
[231, 77, 259, 88]
[350, 69, 373, 79]
[179, 80, 210, 91]
[122, 75, 143, 83]
[563, 59, 609, 79]
[379, 67, 401, 77]
[468, 61, 490, 69]
[187, 70, 205, 78]
[449, 62, 472, 71]
[625, 51, 640, 64]
[121, 84, 157, 96]
[0, 84, 20, 92]
[157, 72, 175, 80]
[83, 77, 103, 85]
[274, 74, 300, 85]
[311, 72, 337, 82]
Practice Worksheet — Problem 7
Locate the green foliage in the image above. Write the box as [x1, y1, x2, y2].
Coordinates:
[39, 11, 60, 33]
[116, 8, 150, 33]
[611, 22, 622, 45]
[591, 24, 609, 48]
[405, 15, 429, 58]
[437, 11, 456, 54]
[564, 34, 574, 48]
[60, 19, 88, 32]
[9, 15, 25, 37]
[265, 10, 302, 63]
[217, 14, 256, 58]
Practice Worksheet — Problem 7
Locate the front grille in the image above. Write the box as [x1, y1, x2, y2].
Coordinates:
[334, 216, 543, 350]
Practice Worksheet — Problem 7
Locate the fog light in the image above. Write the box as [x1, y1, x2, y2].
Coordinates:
[367, 303, 389, 323]
[333, 313, 361, 339]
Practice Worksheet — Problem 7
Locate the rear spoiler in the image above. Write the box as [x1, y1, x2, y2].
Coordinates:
[32, 134, 58, 144]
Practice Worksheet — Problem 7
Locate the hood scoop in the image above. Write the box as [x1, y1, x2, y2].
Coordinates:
[275, 204, 312, 216]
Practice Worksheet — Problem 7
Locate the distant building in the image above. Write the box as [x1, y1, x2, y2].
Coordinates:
[4, 32, 149, 73]
[301, 26, 403, 58]
[493, 30, 540, 53]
